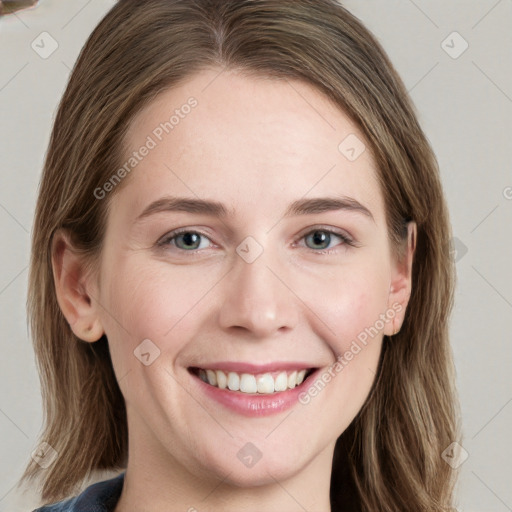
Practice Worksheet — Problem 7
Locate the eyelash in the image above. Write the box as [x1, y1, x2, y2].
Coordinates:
[157, 226, 356, 255]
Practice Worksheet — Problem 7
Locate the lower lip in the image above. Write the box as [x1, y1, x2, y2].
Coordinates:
[189, 368, 321, 417]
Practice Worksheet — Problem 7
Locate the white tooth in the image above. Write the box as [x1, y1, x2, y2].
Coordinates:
[287, 370, 297, 389]
[274, 371, 288, 392]
[257, 373, 275, 394]
[296, 369, 307, 385]
[227, 372, 240, 391]
[199, 369, 208, 383]
[216, 370, 227, 389]
[239, 373, 257, 393]
[206, 369, 217, 386]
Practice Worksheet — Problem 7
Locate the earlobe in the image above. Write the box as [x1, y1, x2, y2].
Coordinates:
[385, 221, 417, 336]
[51, 229, 104, 343]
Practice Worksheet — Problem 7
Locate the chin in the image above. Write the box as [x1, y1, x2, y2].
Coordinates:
[194, 441, 313, 488]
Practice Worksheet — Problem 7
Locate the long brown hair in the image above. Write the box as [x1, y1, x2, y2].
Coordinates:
[19, 1, 462, 509]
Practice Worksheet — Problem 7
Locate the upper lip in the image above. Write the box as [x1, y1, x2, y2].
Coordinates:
[188, 361, 319, 373]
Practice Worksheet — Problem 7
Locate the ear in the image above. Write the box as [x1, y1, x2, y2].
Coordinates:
[385, 222, 417, 336]
[51, 229, 104, 343]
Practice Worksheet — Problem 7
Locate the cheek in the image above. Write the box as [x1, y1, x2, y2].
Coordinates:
[101, 257, 220, 354]
[98, 259, 211, 409]
[298, 270, 389, 426]
[301, 260, 391, 353]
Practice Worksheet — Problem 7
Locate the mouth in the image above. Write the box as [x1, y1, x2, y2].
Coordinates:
[188, 366, 317, 395]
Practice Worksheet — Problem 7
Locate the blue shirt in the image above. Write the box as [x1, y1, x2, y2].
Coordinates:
[33, 472, 125, 512]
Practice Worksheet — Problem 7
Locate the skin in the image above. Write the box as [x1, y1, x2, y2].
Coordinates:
[52, 67, 416, 512]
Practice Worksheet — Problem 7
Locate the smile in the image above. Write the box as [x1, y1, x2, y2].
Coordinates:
[189, 367, 316, 395]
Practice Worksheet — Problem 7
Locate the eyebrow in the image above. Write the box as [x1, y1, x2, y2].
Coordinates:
[135, 195, 374, 222]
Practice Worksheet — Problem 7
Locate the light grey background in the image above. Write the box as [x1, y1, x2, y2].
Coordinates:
[0, 1, 511, 510]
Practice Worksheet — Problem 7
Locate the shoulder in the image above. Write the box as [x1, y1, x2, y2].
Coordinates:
[32, 472, 125, 512]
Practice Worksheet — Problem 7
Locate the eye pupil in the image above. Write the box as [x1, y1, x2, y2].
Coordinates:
[308, 230, 330, 250]
[177, 232, 201, 250]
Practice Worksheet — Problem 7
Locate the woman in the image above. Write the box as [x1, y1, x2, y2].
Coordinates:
[20, 0, 462, 510]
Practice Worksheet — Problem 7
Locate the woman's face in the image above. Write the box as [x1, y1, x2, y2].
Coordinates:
[87, 68, 412, 487]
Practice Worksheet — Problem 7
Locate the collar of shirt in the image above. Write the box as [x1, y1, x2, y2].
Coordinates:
[33, 472, 125, 512]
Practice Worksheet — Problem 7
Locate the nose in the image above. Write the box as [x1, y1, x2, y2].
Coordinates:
[217, 246, 300, 339]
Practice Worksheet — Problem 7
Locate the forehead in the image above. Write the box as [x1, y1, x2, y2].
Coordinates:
[113, 67, 384, 223]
